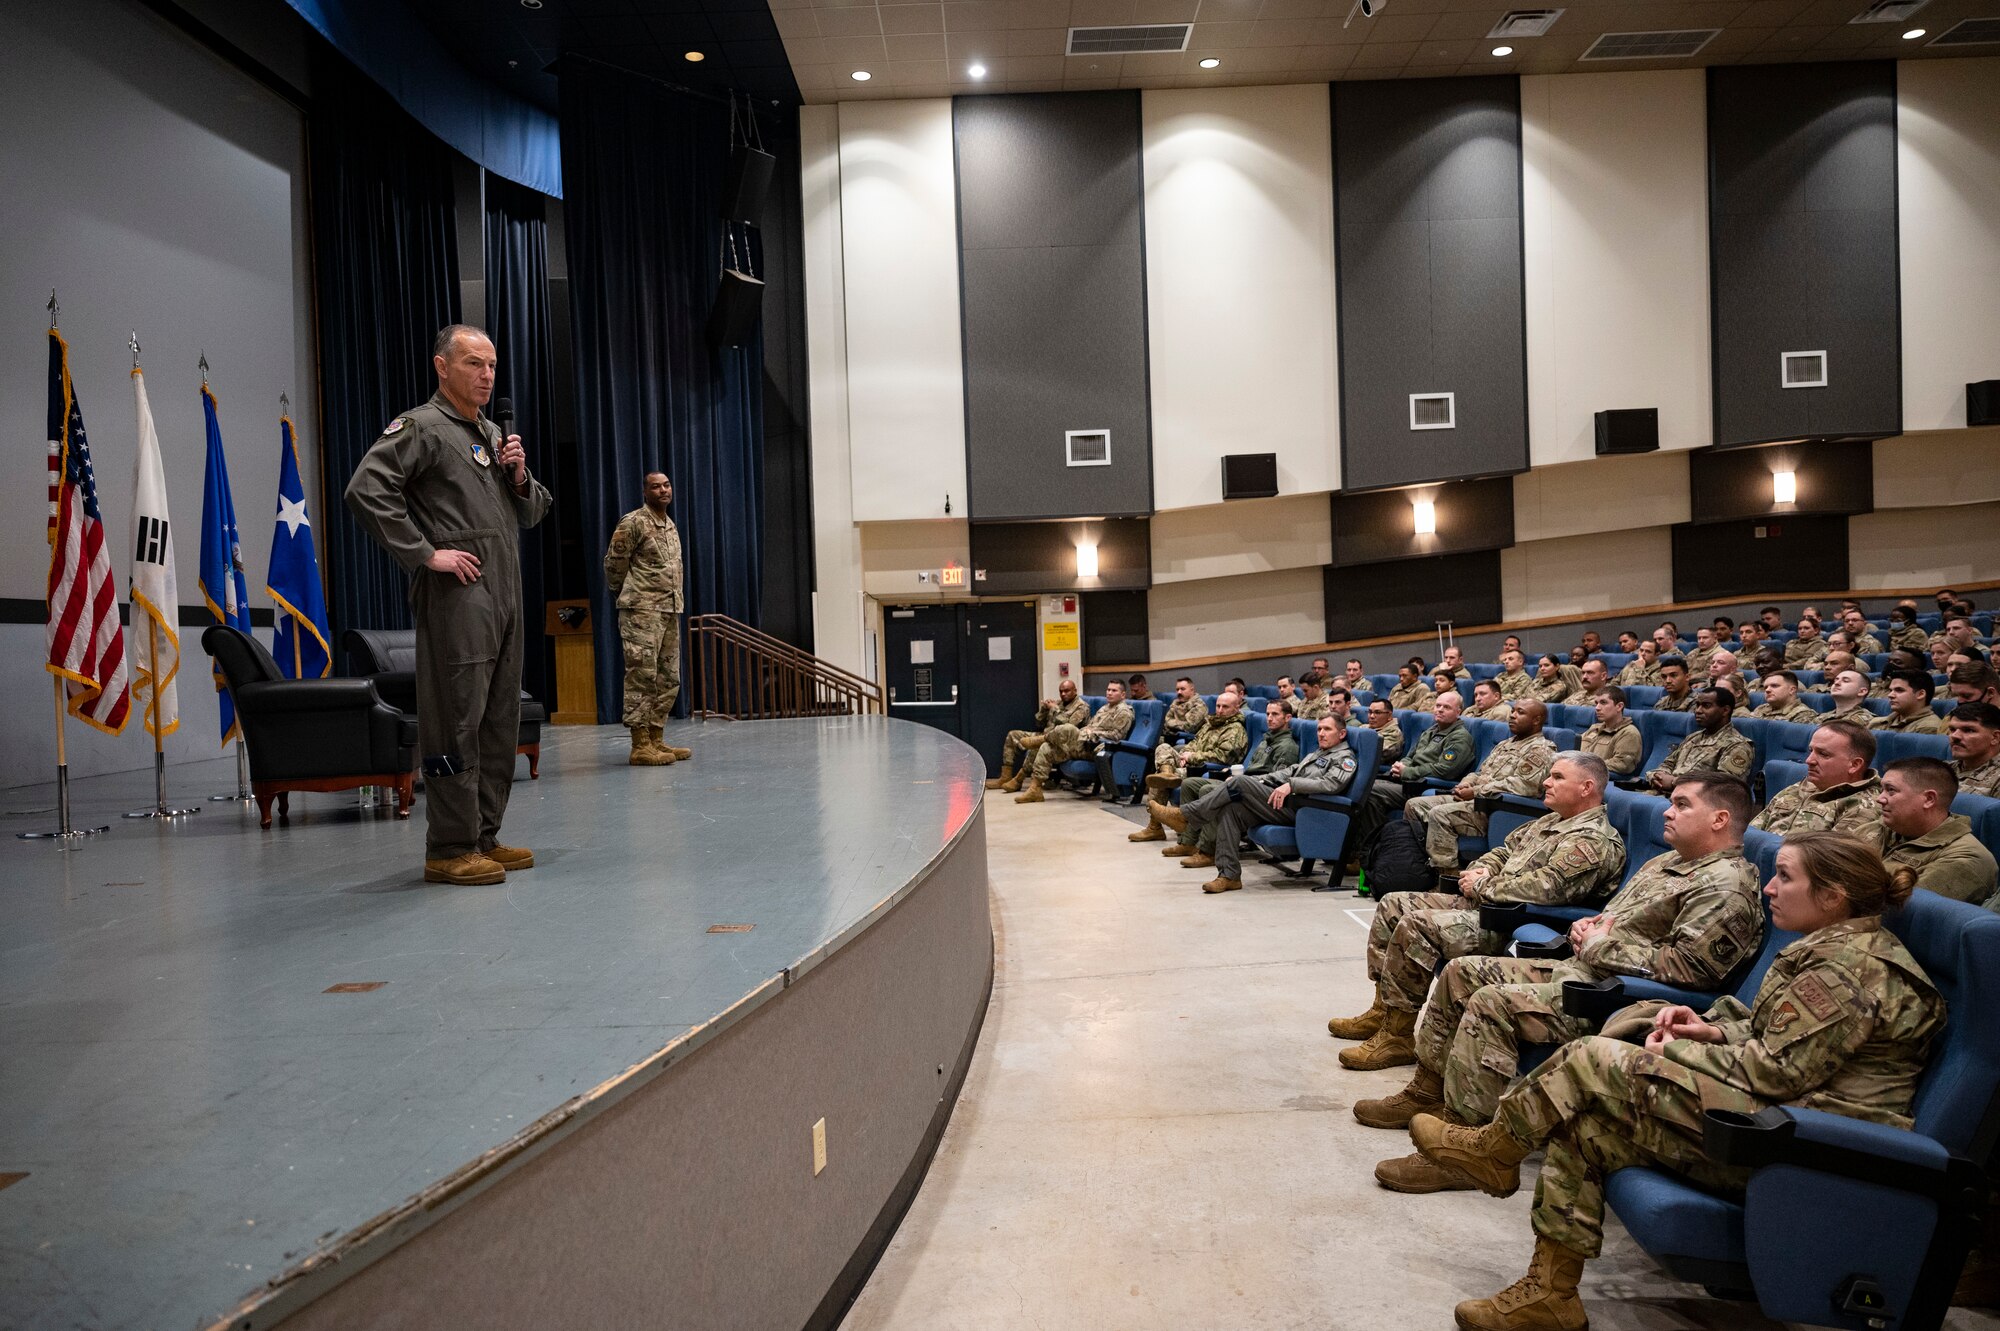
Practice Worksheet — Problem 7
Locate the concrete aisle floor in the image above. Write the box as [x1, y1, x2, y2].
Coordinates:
[844, 791, 2000, 1331]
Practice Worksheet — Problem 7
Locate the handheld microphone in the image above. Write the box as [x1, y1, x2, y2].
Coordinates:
[493, 398, 520, 481]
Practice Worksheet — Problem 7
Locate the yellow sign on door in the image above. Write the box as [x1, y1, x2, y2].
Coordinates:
[1042, 623, 1079, 651]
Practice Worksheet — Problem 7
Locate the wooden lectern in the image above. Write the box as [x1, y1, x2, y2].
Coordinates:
[545, 599, 597, 725]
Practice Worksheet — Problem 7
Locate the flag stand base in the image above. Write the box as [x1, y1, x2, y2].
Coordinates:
[127, 752, 198, 820]
[19, 764, 109, 841]
[210, 741, 253, 802]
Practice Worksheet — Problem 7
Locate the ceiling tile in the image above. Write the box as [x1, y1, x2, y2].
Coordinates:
[1247, 17, 1324, 42]
[1191, 19, 1265, 44]
[881, 2, 947, 30]
[821, 32, 891, 60]
[1363, 11, 1442, 42]
[1349, 36, 1420, 62]
[944, 0, 1015, 30]
[888, 56, 951, 79]
[784, 34, 831, 61]
[1410, 35, 1478, 59]
[1292, 41, 1360, 66]
[1012, 52, 1071, 75]
[1070, 0, 1142, 24]
[886, 31, 950, 56]
[1196, 0, 1267, 18]
[1133, 0, 1204, 18]
[1069, 52, 1128, 73]
[1118, 50, 1187, 73]
[771, 9, 822, 37]
[1006, 26, 1071, 52]
[947, 30, 1005, 56]
[816, 6, 886, 35]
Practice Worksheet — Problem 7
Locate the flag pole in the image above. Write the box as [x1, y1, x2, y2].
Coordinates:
[211, 740, 252, 802]
[125, 617, 197, 819]
[19, 677, 108, 841]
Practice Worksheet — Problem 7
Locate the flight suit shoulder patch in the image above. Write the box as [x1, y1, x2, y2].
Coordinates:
[383, 417, 406, 435]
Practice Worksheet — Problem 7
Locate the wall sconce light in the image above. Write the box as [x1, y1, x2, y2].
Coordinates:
[1076, 543, 1099, 578]
[1773, 471, 1797, 505]
[1412, 499, 1437, 535]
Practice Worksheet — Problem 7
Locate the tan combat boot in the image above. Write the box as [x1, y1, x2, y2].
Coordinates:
[1144, 772, 1178, 798]
[984, 763, 1015, 791]
[1452, 1235, 1589, 1331]
[484, 845, 536, 871]
[651, 725, 692, 761]
[1128, 816, 1166, 842]
[1374, 1150, 1477, 1194]
[1201, 876, 1242, 894]
[1149, 799, 1188, 835]
[1181, 851, 1215, 869]
[1339, 1007, 1419, 1071]
[1354, 1064, 1445, 1129]
[424, 852, 507, 886]
[1013, 777, 1045, 804]
[1019, 734, 1046, 751]
[1328, 996, 1386, 1040]
[1161, 842, 1197, 857]
[629, 726, 673, 765]
[1410, 1114, 1532, 1198]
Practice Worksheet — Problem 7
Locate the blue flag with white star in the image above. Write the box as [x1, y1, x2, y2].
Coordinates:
[199, 385, 253, 744]
[265, 413, 330, 680]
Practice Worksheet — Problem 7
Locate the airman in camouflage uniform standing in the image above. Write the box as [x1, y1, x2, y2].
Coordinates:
[604, 472, 688, 766]
[1403, 701, 1560, 872]
[990, 680, 1091, 791]
[1333, 751, 1625, 1073]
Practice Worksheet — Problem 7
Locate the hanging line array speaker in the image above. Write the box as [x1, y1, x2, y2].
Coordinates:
[708, 220, 764, 349]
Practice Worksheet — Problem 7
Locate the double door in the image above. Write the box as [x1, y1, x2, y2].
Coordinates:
[882, 601, 1039, 777]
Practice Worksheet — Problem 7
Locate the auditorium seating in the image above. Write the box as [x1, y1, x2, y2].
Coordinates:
[1956, 794, 2000, 866]
[1605, 891, 2000, 1325]
[1104, 698, 1165, 803]
[1871, 731, 1952, 766]
[1245, 723, 1381, 889]
[1631, 710, 1696, 776]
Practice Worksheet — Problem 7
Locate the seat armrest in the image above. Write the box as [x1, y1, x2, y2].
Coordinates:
[236, 679, 389, 714]
[1480, 902, 1529, 933]
[1516, 936, 1573, 960]
[1702, 1107, 1966, 1199]
[1560, 976, 1633, 1023]
[1478, 793, 1548, 818]
[1302, 793, 1359, 813]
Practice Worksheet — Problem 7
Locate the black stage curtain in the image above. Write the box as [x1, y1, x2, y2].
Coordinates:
[308, 51, 462, 655]
[483, 174, 560, 703]
[557, 61, 766, 722]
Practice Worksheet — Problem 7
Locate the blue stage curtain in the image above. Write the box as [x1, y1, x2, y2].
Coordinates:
[309, 51, 461, 655]
[483, 174, 560, 704]
[558, 62, 766, 722]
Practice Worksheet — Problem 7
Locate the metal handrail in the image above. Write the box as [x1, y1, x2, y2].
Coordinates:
[688, 614, 884, 721]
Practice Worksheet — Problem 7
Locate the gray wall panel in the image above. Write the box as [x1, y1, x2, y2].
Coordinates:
[1709, 63, 1901, 447]
[1335, 77, 1528, 493]
[956, 92, 1152, 520]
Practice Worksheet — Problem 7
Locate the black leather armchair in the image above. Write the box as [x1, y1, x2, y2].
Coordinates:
[202, 626, 416, 828]
[342, 628, 546, 778]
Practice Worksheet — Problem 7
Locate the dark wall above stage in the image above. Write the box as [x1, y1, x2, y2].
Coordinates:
[1325, 550, 1504, 643]
[1671, 513, 1853, 602]
[955, 92, 1152, 522]
[970, 518, 1150, 596]
[1709, 62, 1902, 448]
[1334, 77, 1528, 494]
[1329, 476, 1514, 568]
[1688, 439, 1875, 523]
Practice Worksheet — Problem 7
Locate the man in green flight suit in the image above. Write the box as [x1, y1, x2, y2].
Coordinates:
[346, 325, 553, 887]
[604, 472, 689, 767]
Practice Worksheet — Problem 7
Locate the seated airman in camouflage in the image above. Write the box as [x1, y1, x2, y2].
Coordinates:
[1841, 608, 1885, 655]
[1879, 758, 1998, 904]
[1293, 671, 1333, 720]
[1561, 659, 1611, 707]
[1128, 691, 1249, 839]
[1156, 676, 1210, 748]
[1331, 750, 1625, 1073]
[1753, 669, 1817, 724]
[1578, 686, 1642, 780]
[1011, 681, 1136, 805]
[1870, 670, 1949, 734]
[1402, 701, 1561, 875]
[1785, 616, 1830, 667]
[989, 678, 1090, 792]
[1366, 699, 1404, 766]
[1950, 703, 2000, 799]
[1888, 605, 1930, 654]
[1159, 698, 1299, 868]
[1753, 719, 1883, 843]
[1493, 649, 1534, 701]
[1388, 663, 1434, 712]
[1360, 772, 1762, 1196]
[1654, 656, 1696, 712]
[1615, 640, 1662, 688]
[1464, 679, 1512, 721]
[1645, 688, 1753, 791]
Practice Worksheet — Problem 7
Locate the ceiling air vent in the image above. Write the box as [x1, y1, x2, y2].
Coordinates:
[1782, 351, 1828, 389]
[1488, 9, 1565, 38]
[1066, 429, 1112, 466]
[1929, 17, 2000, 44]
[1580, 29, 1720, 59]
[1850, 0, 1928, 22]
[1066, 25, 1192, 55]
[1410, 393, 1456, 431]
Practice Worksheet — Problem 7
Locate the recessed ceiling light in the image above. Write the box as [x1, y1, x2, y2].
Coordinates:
[1199, 56, 1221, 67]
[685, 50, 705, 62]
[1492, 44, 1514, 55]
[520, 0, 542, 8]
[851, 70, 872, 80]
[1902, 26, 1925, 37]
[968, 62, 987, 77]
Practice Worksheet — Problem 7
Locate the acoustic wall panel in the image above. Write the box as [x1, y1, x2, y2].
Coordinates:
[1334, 77, 1527, 493]
[1687, 440, 1873, 523]
[837, 100, 966, 521]
[969, 518, 1150, 595]
[1670, 515, 1851, 602]
[1709, 63, 1900, 448]
[955, 92, 1152, 521]
[1325, 551, 1503, 642]
[1142, 85, 1338, 510]
[1521, 71, 1711, 464]
[1329, 476, 1514, 569]
[1897, 59, 2000, 432]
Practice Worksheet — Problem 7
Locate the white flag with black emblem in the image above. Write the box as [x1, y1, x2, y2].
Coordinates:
[128, 368, 180, 736]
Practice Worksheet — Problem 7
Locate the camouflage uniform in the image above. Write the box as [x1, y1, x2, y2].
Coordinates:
[1154, 695, 1212, 763]
[1175, 726, 1299, 852]
[1580, 719, 1643, 779]
[1027, 700, 1135, 780]
[1491, 918, 1943, 1257]
[1294, 693, 1331, 721]
[1466, 701, 1514, 722]
[1349, 719, 1476, 854]
[1208, 742, 1360, 881]
[1884, 816, 1998, 904]
[604, 506, 686, 726]
[1784, 636, 1831, 668]
[1494, 669, 1534, 702]
[1958, 755, 2000, 800]
[1870, 708, 1949, 735]
[1531, 669, 1579, 706]
[1616, 659, 1663, 688]
[1422, 847, 1762, 1123]
[1683, 645, 1717, 678]
[1849, 631, 1885, 655]
[1824, 703, 1873, 726]
[1753, 774, 1884, 843]
[1155, 710, 1248, 780]
[1753, 699, 1818, 724]
[1373, 721, 1405, 765]
[1404, 733, 1559, 870]
[1655, 688, 1697, 713]
[1365, 805, 1624, 1012]
[1000, 697, 1090, 771]
[1889, 623, 1931, 654]
[1650, 724, 1754, 784]
[1389, 681, 1434, 712]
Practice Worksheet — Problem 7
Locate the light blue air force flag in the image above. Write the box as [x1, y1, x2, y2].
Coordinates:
[199, 385, 253, 745]
[266, 414, 331, 679]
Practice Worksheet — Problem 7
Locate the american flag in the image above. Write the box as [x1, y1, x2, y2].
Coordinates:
[46, 329, 130, 734]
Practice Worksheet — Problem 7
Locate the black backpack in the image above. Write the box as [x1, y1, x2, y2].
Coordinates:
[1363, 818, 1436, 897]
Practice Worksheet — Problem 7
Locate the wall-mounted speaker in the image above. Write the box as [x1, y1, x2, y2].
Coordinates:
[1594, 408, 1660, 455]
[706, 268, 764, 349]
[722, 146, 776, 225]
[1970, 380, 2000, 428]
[1221, 453, 1278, 500]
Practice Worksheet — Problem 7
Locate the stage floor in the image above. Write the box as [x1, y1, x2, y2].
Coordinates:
[0, 717, 984, 1331]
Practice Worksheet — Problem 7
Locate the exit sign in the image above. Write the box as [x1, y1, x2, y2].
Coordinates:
[939, 564, 967, 588]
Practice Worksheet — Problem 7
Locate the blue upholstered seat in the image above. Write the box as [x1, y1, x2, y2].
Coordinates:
[1244, 724, 1381, 888]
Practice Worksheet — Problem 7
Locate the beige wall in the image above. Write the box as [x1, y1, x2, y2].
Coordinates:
[1150, 493, 1332, 586]
[1148, 566, 1326, 663]
[1849, 502, 2000, 591]
[1512, 450, 1692, 544]
[1500, 528, 1675, 623]
[802, 105, 866, 677]
[1872, 429, 2000, 510]
[857, 520, 970, 600]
